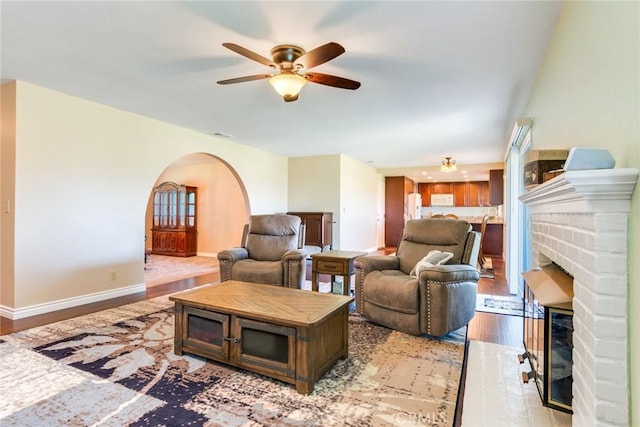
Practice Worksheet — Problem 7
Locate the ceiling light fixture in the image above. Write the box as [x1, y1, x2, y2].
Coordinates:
[269, 72, 307, 102]
[441, 157, 457, 172]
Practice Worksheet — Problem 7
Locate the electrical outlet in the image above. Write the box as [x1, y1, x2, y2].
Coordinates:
[110, 271, 117, 281]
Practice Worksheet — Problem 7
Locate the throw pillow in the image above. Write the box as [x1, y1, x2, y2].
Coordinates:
[409, 250, 454, 277]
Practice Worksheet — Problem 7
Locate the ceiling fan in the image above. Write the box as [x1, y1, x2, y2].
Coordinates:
[217, 42, 361, 102]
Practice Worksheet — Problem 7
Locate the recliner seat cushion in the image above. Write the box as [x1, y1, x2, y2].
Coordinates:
[232, 259, 283, 285]
[363, 270, 419, 314]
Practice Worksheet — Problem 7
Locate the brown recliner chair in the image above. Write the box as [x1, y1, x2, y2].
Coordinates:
[354, 218, 480, 337]
[217, 214, 307, 288]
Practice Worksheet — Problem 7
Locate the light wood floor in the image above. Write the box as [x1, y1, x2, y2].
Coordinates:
[1, 252, 523, 349]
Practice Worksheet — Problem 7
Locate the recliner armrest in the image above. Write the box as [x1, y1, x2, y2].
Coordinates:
[418, 264, 480, 283]
[283, 249, 307, 261]
[354, 255, 400, 273]
[217, 247, 249, 263]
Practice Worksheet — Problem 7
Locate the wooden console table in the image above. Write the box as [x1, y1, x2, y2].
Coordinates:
[170, 281, 353, 395]
[311, 250, 367, 295]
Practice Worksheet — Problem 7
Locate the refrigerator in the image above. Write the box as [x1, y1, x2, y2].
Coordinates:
[407, 193, 422, 220]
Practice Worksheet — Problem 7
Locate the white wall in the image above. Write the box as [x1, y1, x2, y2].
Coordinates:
[3, 80, 288, 313]
[339, 155, 378, 251]
[288, 155, 341, 247]
[288, 154, 378, 252]
[521, 2, 639, 424]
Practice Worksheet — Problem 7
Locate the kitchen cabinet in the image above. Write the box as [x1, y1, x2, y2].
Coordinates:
[453, 182, 467, 206]
[287, 212, 333, 251]
[431, 183, 453, 194]
[418, 183, 431, 207]
[489, 169, 504, 205]
[385, 176, 414, 247]
[419, 181, 491, 207]
[467, 181, 490, 207]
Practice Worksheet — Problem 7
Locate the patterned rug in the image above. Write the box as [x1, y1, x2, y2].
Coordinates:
[0, 295, 467, 426]
[144, 255, 219, 287]
[479, 258, 495, 279]
[476, 294, 524, 316]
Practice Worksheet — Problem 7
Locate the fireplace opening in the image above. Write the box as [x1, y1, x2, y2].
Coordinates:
[519, 263, 574, 414]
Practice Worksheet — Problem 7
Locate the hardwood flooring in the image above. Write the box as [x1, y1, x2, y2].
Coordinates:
[1, 252, 523, 350]
[467, 256, 524, 348]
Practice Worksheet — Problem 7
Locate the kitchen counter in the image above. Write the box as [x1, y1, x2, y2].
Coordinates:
[459, 216, 504, 225]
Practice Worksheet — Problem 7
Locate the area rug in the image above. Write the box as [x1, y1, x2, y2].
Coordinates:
[144, 255, 219, 287]
[479, 267, 496, 279]
[0, 294, 467, 426]
[476, 293, 524, 316]
[479, 258, 495, 279]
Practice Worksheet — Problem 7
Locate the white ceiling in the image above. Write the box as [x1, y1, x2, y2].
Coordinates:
[1, 1, 562, 182]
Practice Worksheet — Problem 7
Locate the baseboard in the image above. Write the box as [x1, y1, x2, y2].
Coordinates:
[196, 252, 218, 258]
[0, 283, 146, 320]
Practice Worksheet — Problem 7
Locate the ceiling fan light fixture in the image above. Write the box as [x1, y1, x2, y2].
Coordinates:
[441, 156, 457, 172]
[269, 72, 307, 99]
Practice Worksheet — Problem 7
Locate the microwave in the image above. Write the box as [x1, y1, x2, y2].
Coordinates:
[430, 194, 454, 206]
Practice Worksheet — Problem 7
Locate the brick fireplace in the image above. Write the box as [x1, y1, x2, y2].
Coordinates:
[520, 168, 638, 426]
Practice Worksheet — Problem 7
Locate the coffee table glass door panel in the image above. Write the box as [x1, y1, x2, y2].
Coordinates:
[183, 307, 229, 360]
[234, 317, 296, 381]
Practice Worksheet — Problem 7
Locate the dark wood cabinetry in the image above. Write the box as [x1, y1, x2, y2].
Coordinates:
[452, 182, 467, 206]
[385, 176, 414, 247]
[472, 222, 503, 256]
[431, 183, 453, 195]
[418, 182, 431, 207]
[151, 181, 197, 257]
[418, 181, 491, 207]
[489, 169, 504, 205]
[467, 181, 490, 207]
[287, 212, 333, 251]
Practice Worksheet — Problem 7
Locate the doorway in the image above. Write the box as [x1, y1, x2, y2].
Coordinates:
[144, 153, 249, 286]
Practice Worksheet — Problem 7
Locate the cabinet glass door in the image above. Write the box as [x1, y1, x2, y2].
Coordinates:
[186, 191, 196, 227]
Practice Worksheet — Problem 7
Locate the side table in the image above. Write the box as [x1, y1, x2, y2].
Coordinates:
[311, 250, 367, 295]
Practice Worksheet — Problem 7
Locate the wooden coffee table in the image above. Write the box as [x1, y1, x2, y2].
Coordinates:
[170, 280, 353, 394]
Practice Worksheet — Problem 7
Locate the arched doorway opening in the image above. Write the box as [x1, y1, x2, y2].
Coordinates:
[143, 152, 249, 286]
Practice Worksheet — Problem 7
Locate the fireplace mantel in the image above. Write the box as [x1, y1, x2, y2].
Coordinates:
[517, 167, 638, 425]
[520, 168, 638, 213]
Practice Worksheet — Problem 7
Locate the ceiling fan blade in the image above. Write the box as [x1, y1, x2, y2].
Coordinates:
[217, 74, 271, 85]
[222, 43, 276, 67]
[304, 72, 361, 90]
[294, 42, 345, 69]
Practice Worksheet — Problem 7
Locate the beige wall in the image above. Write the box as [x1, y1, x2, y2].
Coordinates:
[1, 82, 17, 307]
[522, 1, 639, 423]
[2, 80, 289, 314]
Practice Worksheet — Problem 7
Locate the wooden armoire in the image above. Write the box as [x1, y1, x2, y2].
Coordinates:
[151, 181, 197, 257]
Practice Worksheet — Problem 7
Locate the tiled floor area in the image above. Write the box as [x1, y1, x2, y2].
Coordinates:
[462, 341, 572, 427]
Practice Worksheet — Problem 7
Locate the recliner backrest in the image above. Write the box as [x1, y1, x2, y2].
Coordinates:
[245, 214, 302, 261]
[396, 218, 472, 275]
